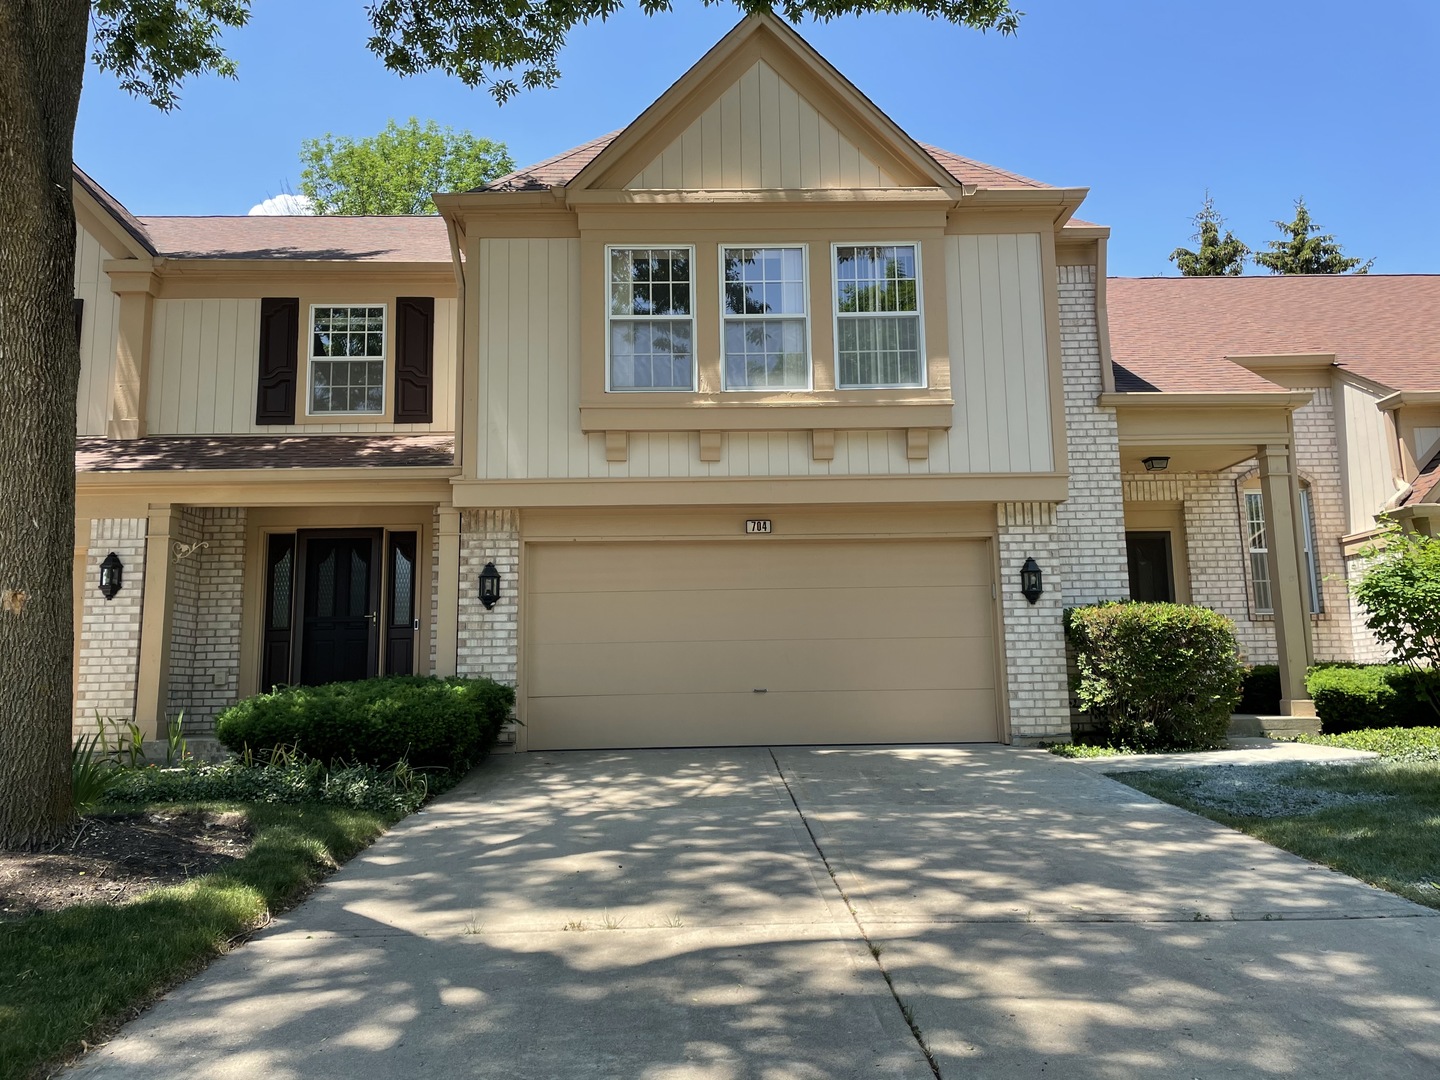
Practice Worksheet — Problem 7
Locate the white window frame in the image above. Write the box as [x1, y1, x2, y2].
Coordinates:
[306, 303, 388, 417]
[1245, 486, 1322, 616]
[718, 244, 812, 393]
[605, 244, 698, 393]
[831, 241, 927, 391]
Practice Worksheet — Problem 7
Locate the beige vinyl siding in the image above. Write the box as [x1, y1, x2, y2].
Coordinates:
[946, 233, 1054, 473]
[146, 297, 457, 434]
[525, 537, 998, 749]
[476, 237, 1055, 479]
[627, 59, 899, 190]
[1337, 378, 1398, 532]
[74, 224, 122, 436]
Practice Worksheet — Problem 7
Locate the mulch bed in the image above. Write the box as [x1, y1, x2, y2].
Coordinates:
[0, 810, 252, 921]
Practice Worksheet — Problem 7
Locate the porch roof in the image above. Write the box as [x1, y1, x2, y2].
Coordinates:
[76, 434, 455, 472]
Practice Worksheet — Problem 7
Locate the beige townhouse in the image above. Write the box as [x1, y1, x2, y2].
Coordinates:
[68, 14, 1435, 752]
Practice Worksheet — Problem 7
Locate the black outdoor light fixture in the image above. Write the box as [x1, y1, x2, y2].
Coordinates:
[478, 561, 501, 610]
[98, 551, 124, 600]
[1020, 557, 1044, 605]
[1142, 455, 1171, 472]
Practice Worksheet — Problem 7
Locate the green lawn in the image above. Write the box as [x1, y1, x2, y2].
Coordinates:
[1113, 728, 1440, 912]
[0, 802, 394, 1080]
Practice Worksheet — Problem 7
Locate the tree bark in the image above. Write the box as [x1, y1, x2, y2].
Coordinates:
[0, 0, 89, 849]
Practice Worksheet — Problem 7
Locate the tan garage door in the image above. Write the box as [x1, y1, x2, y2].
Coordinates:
[525, 538, 997, 749]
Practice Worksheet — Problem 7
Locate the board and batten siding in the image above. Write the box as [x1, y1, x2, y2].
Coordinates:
[946, 233, 1053, 474]
[74, 224, 122, 436]
[145, 297, 457, 435]
[1338, 378, 1398, 533]
[627, 59, 899, 191]
[475, 235, 1053, 480]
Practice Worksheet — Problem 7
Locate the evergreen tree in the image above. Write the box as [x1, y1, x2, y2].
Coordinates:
[1254, 198, 1374, 275]
[1169, 192, 1249, 276]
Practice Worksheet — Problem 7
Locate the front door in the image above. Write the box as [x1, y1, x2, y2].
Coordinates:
[294, 530, 382, 686]
[1126, 531, 1175, 603]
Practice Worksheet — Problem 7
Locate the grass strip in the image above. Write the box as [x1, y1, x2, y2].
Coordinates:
[1114, 760, 1440, 912]
[0, 801, 392, 1080]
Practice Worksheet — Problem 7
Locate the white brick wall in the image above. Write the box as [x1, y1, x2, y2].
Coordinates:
[1055, 265, 1129, 605]
[163, 507, 246, 734]
[74, 518, 147, 737]
[997, 503, 1071, 740]
[457, 509, 519, 686]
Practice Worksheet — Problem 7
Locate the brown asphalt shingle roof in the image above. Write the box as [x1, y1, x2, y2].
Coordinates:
[137, 216, 452, 263]
[1107, 276, 1440, 394]
[76, 435, 455, 472]
[480, 132, 1056, 192]
[73, 165, 157, 255]
[1400, 448, 1440, 508]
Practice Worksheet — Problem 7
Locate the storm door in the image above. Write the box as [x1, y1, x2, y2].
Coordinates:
[293, 530, 382, 686]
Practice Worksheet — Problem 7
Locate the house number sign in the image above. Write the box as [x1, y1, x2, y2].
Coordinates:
[745, 519, 772, 534]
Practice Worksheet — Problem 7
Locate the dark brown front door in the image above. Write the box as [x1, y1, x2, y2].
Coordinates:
[294, 530, 382, 686]
[1125, 531, 1175, 603]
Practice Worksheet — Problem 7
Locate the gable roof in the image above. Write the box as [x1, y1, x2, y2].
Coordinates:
[482, 131, 1055, 194]
[479, 16, 1057, 197]
[1107, 276, 1440, 394]
[137, 215, 451, 263]
[72, 165, 156, 256]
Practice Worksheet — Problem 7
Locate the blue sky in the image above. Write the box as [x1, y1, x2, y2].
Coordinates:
[74, 0, 1437, 277]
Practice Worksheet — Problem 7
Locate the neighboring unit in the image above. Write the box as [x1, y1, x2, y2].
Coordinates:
[69, 15, 1434, 750]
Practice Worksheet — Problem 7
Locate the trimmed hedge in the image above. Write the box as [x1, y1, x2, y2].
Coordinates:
[1306, 665, 1440, 734]
[216, 676, 513, 771]
[1066, 602, 1244, 751]
[1238, 664, 1281, 715]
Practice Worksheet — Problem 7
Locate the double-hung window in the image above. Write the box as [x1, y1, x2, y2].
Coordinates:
[309, 305, 386, 415]
[608, 247, 694, 391]
[721, 246, 809, 390]
[1245, 487, 1322, 615]
[834, 244, 924, 389]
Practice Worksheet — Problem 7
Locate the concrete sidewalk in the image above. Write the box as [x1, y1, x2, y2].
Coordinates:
[69, 747, 1440, 1079]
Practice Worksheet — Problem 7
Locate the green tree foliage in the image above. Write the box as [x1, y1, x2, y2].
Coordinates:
[1254, 197, 1374, 275]
[3, 0, 1022, 849]
[299, 118, 515, 216]
[365, 0, 1020, 103]
[1353, 524, 1440, 714]
[1168, 191, 1249, 276]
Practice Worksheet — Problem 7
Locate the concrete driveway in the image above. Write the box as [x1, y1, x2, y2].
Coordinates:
[70, 747, 1440, 1079]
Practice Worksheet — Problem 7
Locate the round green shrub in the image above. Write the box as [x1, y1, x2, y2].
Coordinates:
[215, 676, 514, 771]
[1306, 664, 1440, 733]
[1065, 602, 1244, 751]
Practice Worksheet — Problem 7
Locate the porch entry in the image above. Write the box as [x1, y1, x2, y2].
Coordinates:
[1125, 531, 1175, 603]
[261, 529, 419, 690]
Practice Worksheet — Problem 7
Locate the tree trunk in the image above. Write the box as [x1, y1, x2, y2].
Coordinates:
[0, 0, 89, 849]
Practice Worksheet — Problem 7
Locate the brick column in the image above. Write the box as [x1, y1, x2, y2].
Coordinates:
[74, 518, 148, 738]
[457, 510, 518, 686]
[997, 503, 1071, 742]
[1054, 265, 1129, 605]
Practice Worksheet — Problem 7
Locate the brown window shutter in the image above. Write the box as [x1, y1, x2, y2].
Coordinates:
[393, 296, 435, 424]
[256, 297, 300, 425]
[73, 298, 84, 345]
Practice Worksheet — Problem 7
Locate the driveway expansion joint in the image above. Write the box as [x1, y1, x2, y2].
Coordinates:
[768, 749, 945, 1080]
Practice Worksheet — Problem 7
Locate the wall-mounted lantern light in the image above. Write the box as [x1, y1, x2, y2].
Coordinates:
[1142, 455, 1171, 472]
[1020, 557, 1044, 605]
[99, 551, 124, 600]
[478, 561, 501, 610]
